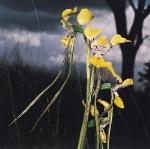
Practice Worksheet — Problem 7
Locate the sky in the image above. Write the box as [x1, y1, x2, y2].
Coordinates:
[0, 0, 150, 86]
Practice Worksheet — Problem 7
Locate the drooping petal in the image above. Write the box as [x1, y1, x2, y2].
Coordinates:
[96, 35, 111, 49]
[62, 7, 77, 20]
[105, 61, 122, 83]
[122, 78, 134, 88]
[77, 8, 93, 25]
[90, 105, 99, 116]
[114, 96, 124, 109]
[111, 34, 131, 46]
[97, 99, 110, 109]
[100, 129, 107, 143]
[84, 26, 102, 40]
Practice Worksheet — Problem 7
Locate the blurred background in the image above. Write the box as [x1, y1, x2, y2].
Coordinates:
[0, 0, 150, 148]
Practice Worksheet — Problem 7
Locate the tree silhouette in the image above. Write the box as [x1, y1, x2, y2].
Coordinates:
[106, 0, 150, 79]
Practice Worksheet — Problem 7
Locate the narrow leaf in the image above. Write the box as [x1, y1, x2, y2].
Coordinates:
[101, 83, 112, 90]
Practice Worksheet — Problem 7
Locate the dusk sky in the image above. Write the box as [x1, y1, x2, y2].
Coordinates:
[0, 0, 150, 86]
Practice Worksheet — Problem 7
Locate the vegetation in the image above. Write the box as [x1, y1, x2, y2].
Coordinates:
[9, 8, 135, 149]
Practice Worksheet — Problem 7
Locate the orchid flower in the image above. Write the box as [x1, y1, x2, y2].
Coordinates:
[112, 78, 134, 109]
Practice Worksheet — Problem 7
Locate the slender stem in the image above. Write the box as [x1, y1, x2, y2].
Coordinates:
[107, 90, 114, 149]
[77, 41, 91, 149]
[94, 72, 101, 149]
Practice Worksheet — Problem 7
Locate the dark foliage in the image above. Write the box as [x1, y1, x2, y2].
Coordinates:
[0, 64, 150, 149]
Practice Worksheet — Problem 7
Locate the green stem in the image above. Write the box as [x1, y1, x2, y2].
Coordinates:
[107, 90, 114, 149]
[94, 72, 101, 149]
[77, 42, 91, 149]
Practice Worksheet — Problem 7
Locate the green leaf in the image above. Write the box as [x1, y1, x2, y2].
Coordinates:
[72, 25, 84, 33]
[101, 83, 112, 90]
[88, 119, 95, 128]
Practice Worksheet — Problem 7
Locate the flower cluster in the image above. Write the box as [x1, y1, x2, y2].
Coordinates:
[60, 7, 131, 83]
[60, 7, 134, 147]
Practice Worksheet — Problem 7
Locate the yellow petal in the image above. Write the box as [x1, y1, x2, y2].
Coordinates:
[77, 8, 93, 25]
[62, 7, 77, 20]
[114, 96, 124, 109]
[96, 35, 111, 49]
[100, 130, 107, 143]
[90, 105, 95, 116]
[89, 56, 106, 68]
[84, 26, 102, 40]
[97, 99, 109, 109]
[90, 105, 99, 116]
[105, 62, 122, 83]
[111, 34, 131, 46]
[122, 78, 134, 88]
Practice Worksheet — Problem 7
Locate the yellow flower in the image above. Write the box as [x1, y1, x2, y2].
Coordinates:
[60, 35, 73, 49]
[111, 34, 131, 46]
[114, 96, 124, 109]
[122, 78, 134, 88]
[89, 56, 122, 83]
[77, 8, 93, 25]
[97, 99, 109, 109]
[84, 26, 102, 40]
[95, 35, 111, 49]
[62, 7, 77, 20]
[100, 129, 107, 143]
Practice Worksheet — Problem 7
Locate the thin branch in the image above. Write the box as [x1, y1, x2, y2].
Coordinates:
[128, 0, 136, 11]
[143, 4, 150, 18]
[138, 0, 145, 12]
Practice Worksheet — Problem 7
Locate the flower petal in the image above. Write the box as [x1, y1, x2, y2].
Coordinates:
[114, 96, 124, 109]
[122, 78, 134, 88]
[111, 34, 131, 46]
[90, 105, 95, 116]
[100, 129, 107, 143]
[62, 7, 77, 20]
[89, 56, 106, 68]
[105, 62, 122, 83]
[96, 35, 111, 49]
[77, 8, 93, 25]
[90, 105, 99, 116]
[84, 26, 102, 40]
[97, 99, 109, 109]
